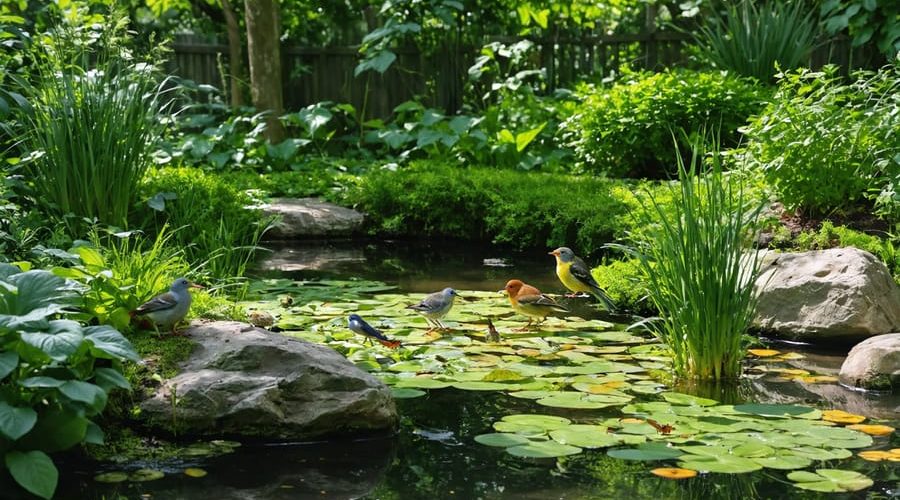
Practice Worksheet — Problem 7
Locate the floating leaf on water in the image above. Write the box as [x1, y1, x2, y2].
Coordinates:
[751, 452, 812, 470]
[733, 403, 819, 419]
[388, 361, 425, 373]
[846, 424, 895, 436]
[501, 414, 571, 430]
[791, 375, 839, 384]
[747, 349, 780, 357]
[798, 426, 873, 449]
[128, 469, 165, 482]
[492, 421, 545, 436]
[661, 392, 717, 407]
[452, 381, 520, 391]
[607, 442, 683, 461]
[475, 433, 532, 447]
[857, 450, 900, 461]
[482, 368, 529, 382]
[677, 454, 763, 474]
[731, 442, 775, 458]
[790, 446, 853, 461]
[184, 468, 207, 478]
[822, 409, 866, 425]
[94, 472, 129, 483]
[391, 387, 427, 399]
[393, 377, 452, 389]
[776, 352, 806, 360]
[506, 441, 582, 458]
[651, 467, 697, 479]
[507, 390, 561, 400]
[549, 426, 620, 448]
[183, 444, 215, 456]
[536, 393, 616, 410]
[787, 469, 873, 493]
[210, 440, 241, 448]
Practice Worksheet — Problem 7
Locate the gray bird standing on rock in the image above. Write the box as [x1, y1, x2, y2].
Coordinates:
[130, 277, 203, 335]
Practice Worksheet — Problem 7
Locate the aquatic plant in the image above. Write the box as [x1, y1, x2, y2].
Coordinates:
[611, 137, 766, 380]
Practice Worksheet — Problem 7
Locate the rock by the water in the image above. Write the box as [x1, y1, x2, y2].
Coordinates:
[839, 333, 900, 391]
[140, 321, 397, 439]
[261, 198, 364, 239]
[753, 248, 900, 341]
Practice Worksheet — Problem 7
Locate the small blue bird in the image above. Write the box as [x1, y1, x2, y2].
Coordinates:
[130, 277, 203, 335]
[406, 287, 458, 332]
[348, 314, 401, 348]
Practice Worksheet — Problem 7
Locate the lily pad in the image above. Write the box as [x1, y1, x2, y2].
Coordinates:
[661, 392, 717, 406]
[846, 424, 894, 436]
[651, 467, 697, 479]
[391, 387, 427, 399]
[734, 403, 819, 419]
[475, 433, 532, 448]
[822, 409, 865, 424]
[678, 454, 763, 474]
[787, 469, 873, 492]
[751, 453, 812, 470]
[394, 377, 453, 389]
[550, 426, 620, 448]
[128, 469, 165, 482]
[94, 471, 129, 483]
[501, 414, 571, 430]
[607, 442, 683, 461]
[506, 440, 582, 458]
[184, 468, 207, 478]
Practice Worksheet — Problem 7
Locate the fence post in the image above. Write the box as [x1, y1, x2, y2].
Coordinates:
[645, 4, 658, 70]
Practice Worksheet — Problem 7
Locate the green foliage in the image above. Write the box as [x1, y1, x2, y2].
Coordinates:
[692, 0, 818, 82]
[348, 160, 628, 252]
[569, 70, 769, 177]
[777, 221, 900, 277]
[612, 139, 766, 380]
[139, 167, 272, 279]
[15, 16, 170, 231]
[590, 259, 650, 314]
[821, 0, 900, 58]
[0, 265, 138, 499]
[742, 65, 900, 217]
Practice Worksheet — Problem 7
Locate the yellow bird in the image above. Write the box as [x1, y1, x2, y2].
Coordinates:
[550, 247, 616, 311]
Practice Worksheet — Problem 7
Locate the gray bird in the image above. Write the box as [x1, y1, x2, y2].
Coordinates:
[130, 277, 203, 335]
[406, 287, 458, 332]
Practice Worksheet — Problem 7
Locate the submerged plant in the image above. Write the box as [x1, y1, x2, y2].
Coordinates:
[612, 137, 766, 380]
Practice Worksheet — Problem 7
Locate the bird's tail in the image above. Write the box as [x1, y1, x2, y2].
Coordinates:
[378, 339, 402, 349]
[590, 286, 617, 312]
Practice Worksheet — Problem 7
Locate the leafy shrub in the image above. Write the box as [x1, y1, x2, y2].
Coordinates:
[742, 65, 900, 217]
[821, 0, 900, 58]
[17, 18, 170, 230]
[568, 69, 770, 177]
[590, 259, 651, 314]
[347, 160, 628, 252]
[0, 265, 139, 499]
[139, 167, 272, 279]
[693, 0, 818, 82]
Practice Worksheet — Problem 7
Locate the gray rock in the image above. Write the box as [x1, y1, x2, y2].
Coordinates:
[261, 198, 364, 239]
[140, 321, 397, 439]
[839, 333, 900, 391]
[753, 248, 900, 341]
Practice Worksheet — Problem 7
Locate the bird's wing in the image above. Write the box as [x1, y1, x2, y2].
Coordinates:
[134, 291, 179, 314]
[359, 320, 388, 341]
[517, 293, 569, 312]
[407, 292, 445, 312]
[571, 257, 601, 288]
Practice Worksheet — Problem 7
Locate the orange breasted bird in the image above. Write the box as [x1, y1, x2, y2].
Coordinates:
[502, 279, 569, 330]
[549, 247, 616, 311]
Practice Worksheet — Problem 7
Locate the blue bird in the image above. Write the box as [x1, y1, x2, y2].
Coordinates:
[406, 287, 458, 332]
[348, 314, 401, 348]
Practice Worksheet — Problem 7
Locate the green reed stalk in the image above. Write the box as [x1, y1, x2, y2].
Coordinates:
[616, 138, 765, 380]
[20, 20, 170, 230]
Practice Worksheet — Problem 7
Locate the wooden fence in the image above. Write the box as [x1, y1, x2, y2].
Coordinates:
[167, 32, 881, 118]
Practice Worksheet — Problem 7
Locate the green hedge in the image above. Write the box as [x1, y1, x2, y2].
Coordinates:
[346, 161, 636, 253]
[570, 69, 770, 177]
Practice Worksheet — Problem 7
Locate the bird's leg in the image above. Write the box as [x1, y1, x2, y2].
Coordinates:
[515, 318, 533, 332]
[438, 319, 448, 331]
[424, 318, 436, 333]
[564, 292, 578, 298]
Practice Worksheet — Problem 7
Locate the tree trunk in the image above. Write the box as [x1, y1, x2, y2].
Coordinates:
[244, 0, 285, 142]
[221, 0, 244, 107]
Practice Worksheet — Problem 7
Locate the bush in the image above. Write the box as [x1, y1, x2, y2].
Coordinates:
[742, 65, 900, 218]
[138, 167, 271, 279]
[347, 160, 629, 252]
[568, 69, 770, 177]
[590, 259, 651, 314]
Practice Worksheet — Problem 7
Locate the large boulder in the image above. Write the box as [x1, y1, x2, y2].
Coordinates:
[839, 333, 900, 391]
[140, 321, 397, 439]
[753, 248, 900, 341]
[261, 198, 364, 239]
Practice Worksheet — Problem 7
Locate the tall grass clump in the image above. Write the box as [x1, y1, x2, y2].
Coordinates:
[615, 137, 766, 380]
[17, 16, 170, 230]
[693, 0, 818, 82]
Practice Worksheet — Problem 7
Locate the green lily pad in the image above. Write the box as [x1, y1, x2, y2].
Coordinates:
[452, 381, 516, 391]
[391, 387, 426, 399]
[787, 469, 873, 492]
[790, 446, 853, 461]
[661, 392, 717, 406]
[128, 469, 165, 482]
[536, 393, 616, 410]
[507, 390, 561, 400]
[733, 403, 819, 419]
[501, 414, 571, 430]
[607, 442, 683, 461]
[678, 454, 763, 474]
[506, 441, 582, 458]
[94, 471, 129, 483]
[550, 426, 620, 448]
[393, 377, 452, 389]
[751, 452, 812, 470]
[474, 433, 532, 448]
[492, 422, 545, 435]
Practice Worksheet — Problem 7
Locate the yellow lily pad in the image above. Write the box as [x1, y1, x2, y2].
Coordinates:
[651, 467, 697, 479]
[822, 409, 866, 425]
[747, 349, 780, 357]
[847, 424, 895, 436]
[184, 468, 208, 478]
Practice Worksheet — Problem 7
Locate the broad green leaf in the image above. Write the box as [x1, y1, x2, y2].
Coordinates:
[17, 409, 87, 452]
[661, 392, 717, 406]
[84, 420, 104, 445]
[550, 426, 620, 448]
[84, 325, 140, 362]
[607, 442, 683, 461]
[393, 377, 451, 389]
[19, 376, 66, 388]
[5, 450, 57, 499]
[73, 246, 105, 268]
[734, 403, 819, 418]
[678, 454, 763, 474]
[787, 469, 873, 492]
[515, 122, 546, 152]
[475, 433, 531, 447]
[751, 452, 811, 470]
[501, 414, 571, 430]
[20, 320, 83, 360]
[0, 402, 37, 440]
[129, 468, 165, 482]
[390, 388, 426, 399]
[93, 367, 130, 391]
[0, 351, 17, 380]
[506, 440, 581, 458]
[94, 471, 128, 483]
[59, 381, 107, 411]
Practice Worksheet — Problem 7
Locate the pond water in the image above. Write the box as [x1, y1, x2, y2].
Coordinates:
[47, 242, 900, 499]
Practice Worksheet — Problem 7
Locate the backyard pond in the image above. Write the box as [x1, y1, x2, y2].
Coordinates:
[47, 242, 900, 499]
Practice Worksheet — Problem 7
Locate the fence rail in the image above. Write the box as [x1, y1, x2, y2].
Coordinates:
[167, 32, 880, 118]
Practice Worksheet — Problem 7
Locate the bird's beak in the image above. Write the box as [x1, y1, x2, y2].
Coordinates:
[549, 250, 560, 256]
[190, 283, 205, 289]
[497, 289, 507, 295]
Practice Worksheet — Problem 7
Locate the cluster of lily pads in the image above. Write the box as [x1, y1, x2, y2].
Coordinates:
[241, 278, 897, 494]
[93, 440, 239, 483]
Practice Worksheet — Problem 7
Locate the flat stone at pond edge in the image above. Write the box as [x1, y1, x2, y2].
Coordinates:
[139, 321, 397, 439]
[753, 248, 900, 341]
[261, 198, 364, 239]
[839, 333, 900, 391]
